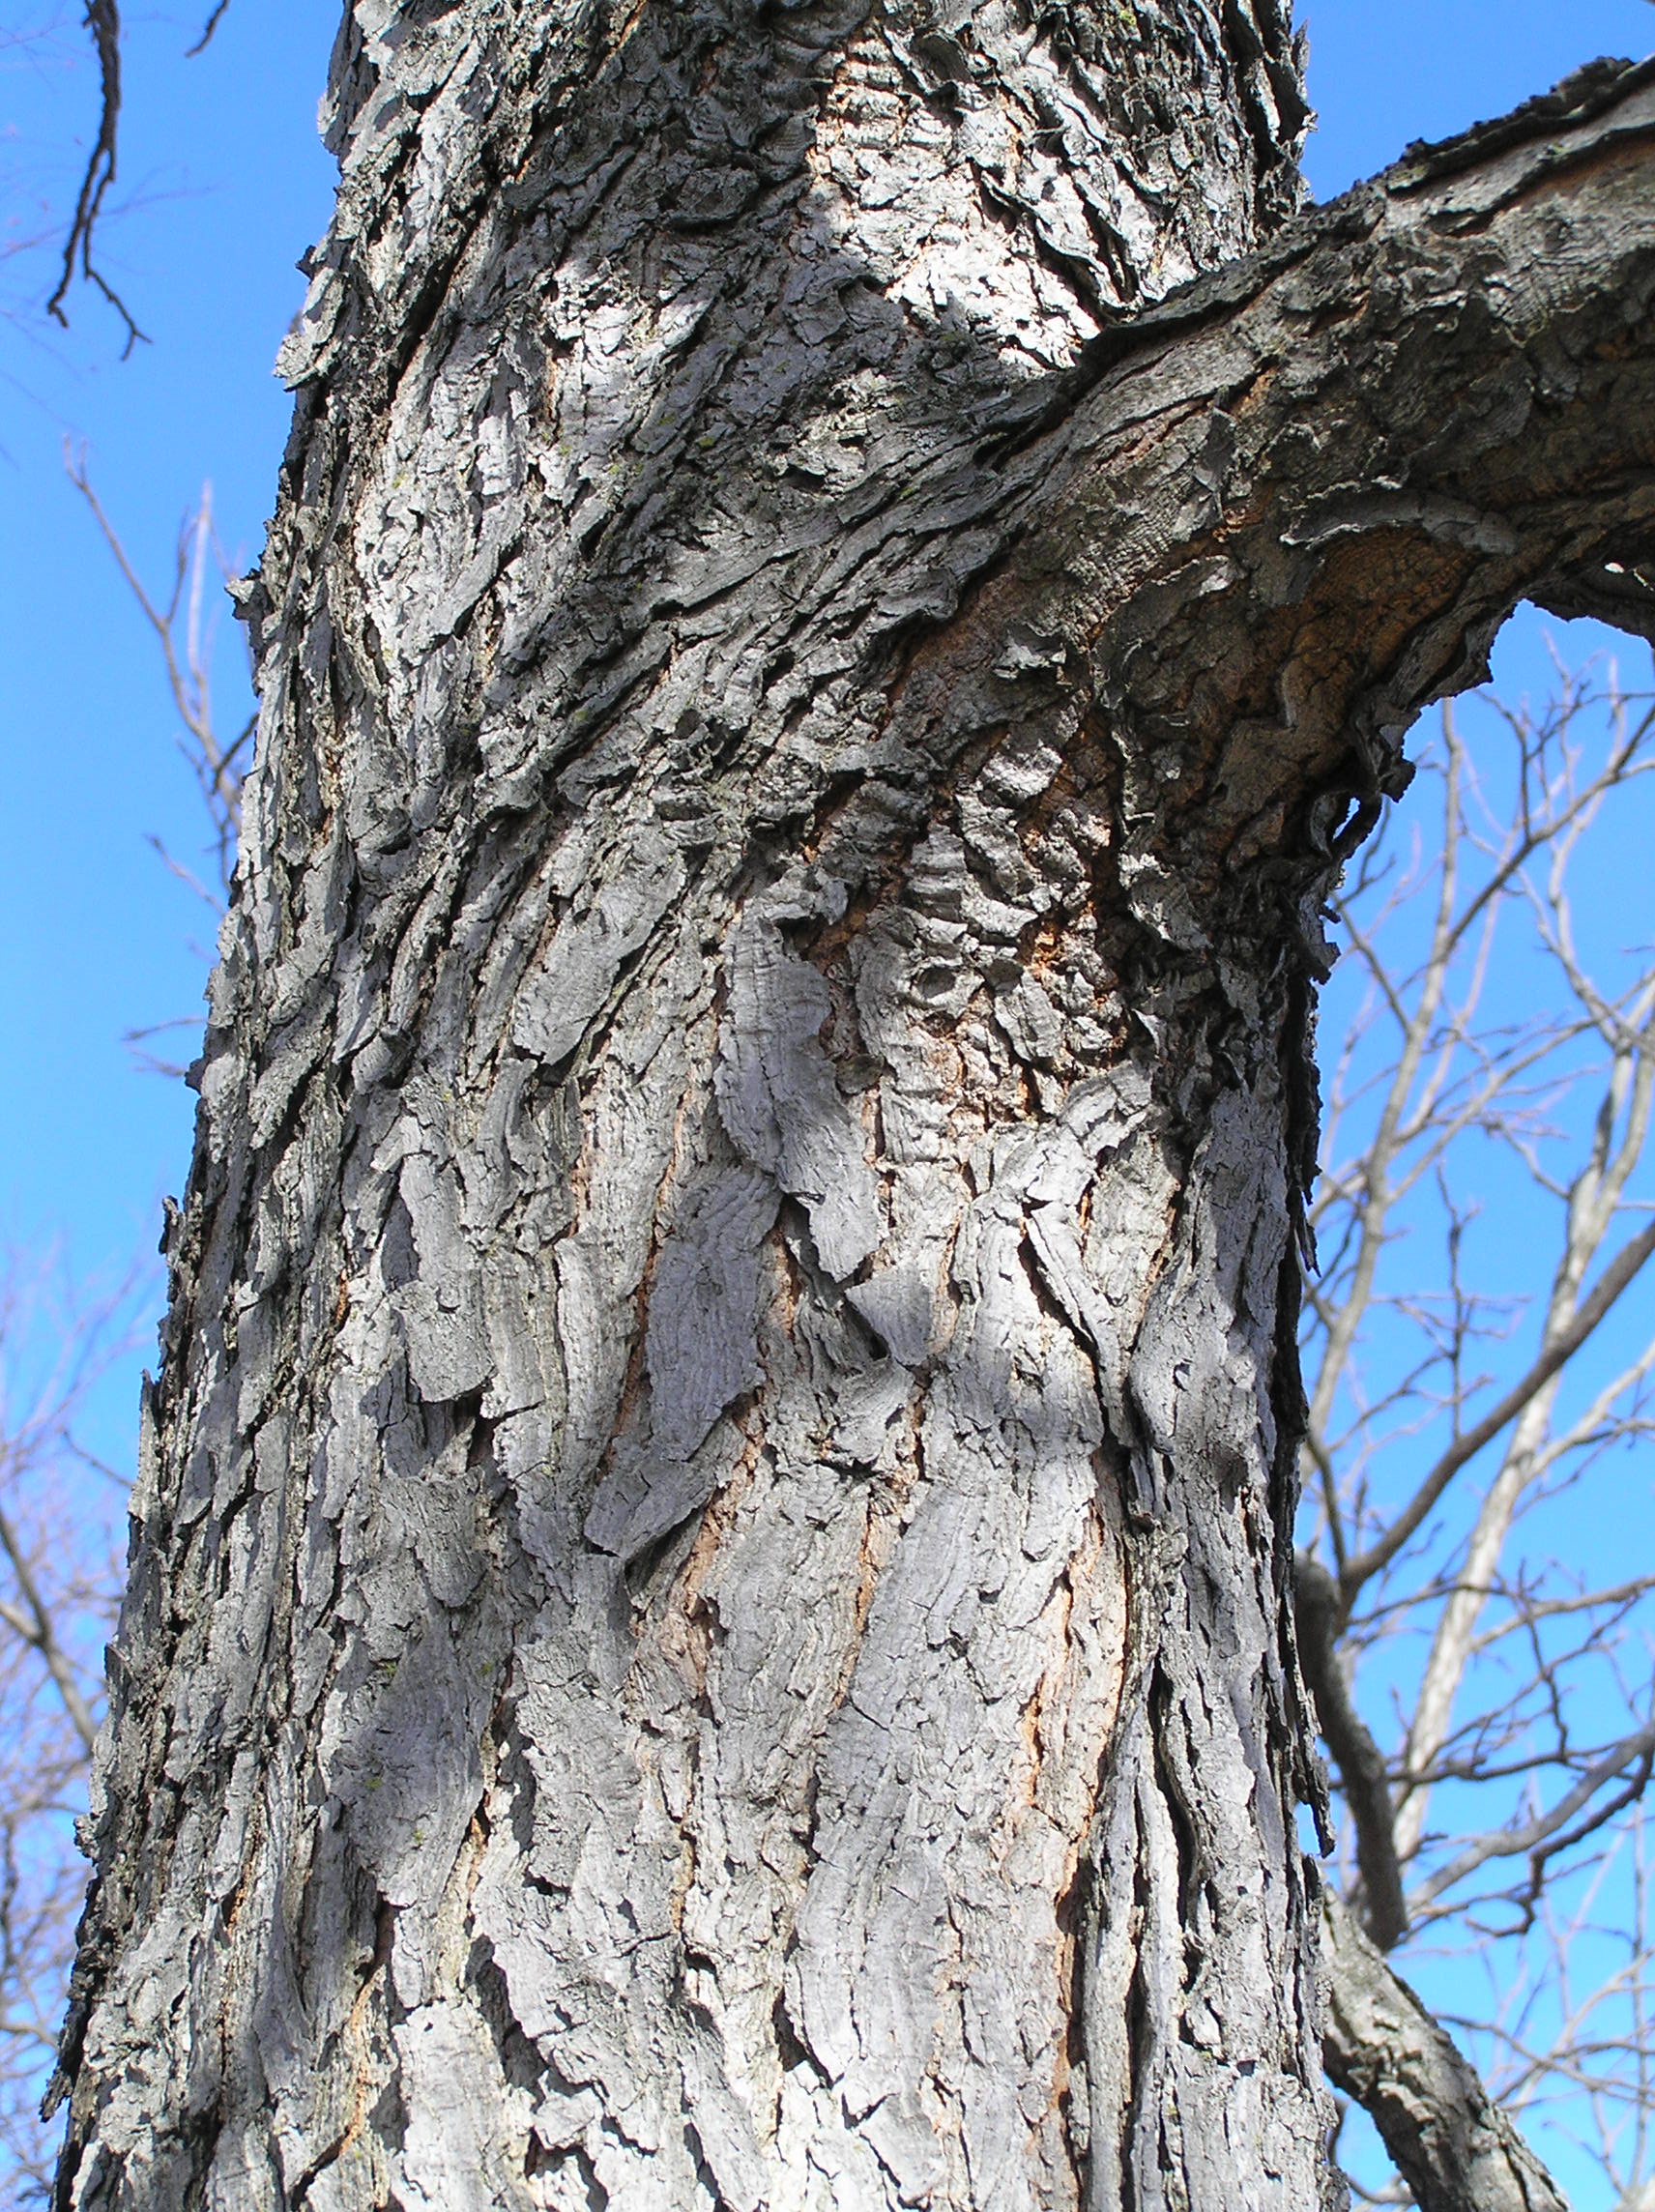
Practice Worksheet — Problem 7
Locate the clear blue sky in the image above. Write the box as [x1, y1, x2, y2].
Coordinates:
[0, 0, 340, 1455]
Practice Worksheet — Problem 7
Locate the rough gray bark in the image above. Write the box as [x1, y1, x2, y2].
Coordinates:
[1321, 1895, 1570, 2212]
[50, 6, 1655, 2208]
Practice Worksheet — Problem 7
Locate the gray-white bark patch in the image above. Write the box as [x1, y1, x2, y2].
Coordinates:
[397, 1151, 493, 1403]
[512, 825, 685, 1066]
[715, 915, 882, 1282]
[646, 1167, 777, 1460]
[582, 1165, 776, 1559]
[393, 2001, 534, 2212]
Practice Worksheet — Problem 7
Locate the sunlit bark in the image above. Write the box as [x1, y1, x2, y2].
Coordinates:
[51, 7, 1655, 2206]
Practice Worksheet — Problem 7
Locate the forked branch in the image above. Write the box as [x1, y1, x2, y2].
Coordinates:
[1339, 1219, 1655, 1600]
[65, 446, 251, 904]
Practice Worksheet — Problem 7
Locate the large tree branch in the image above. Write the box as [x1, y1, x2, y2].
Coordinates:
[1297, 1552, 1409, 1950]
[1322, 1891, 1570, 2212]
[984, 57, 1655, 926]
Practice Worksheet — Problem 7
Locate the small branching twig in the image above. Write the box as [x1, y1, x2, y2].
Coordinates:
[186, 2, 235, 58]
[1301, 661, 1655, 2204]
[0, 1256, 136, 2191]
[45, 2, 146, 356]
[45, 0, 238, 348]
[66, 444, 250, 910]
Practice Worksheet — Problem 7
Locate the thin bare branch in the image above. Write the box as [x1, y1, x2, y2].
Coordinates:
[45, 2, 147, 356]
[66, 448, 248, 905]
[0, 1500, 99, 1758]
[186, 1, 234, 56]
[1411, 1716, 1655, 1916]
[1340, 1219, 1655, 1600]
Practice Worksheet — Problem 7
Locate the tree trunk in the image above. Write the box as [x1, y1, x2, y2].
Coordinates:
[51, 6, 1655, 2207]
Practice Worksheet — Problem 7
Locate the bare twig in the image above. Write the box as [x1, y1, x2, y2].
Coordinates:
[45, 2, 147, 356]
[186, 2, 235, 57]
[1412, 1719, 1655, 1919]
[1340, 1219, 1655, 1599]
[65, 446, 250, 903]
[0, 1508, 96, 1757]
[0, 1257, 135, 2191]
